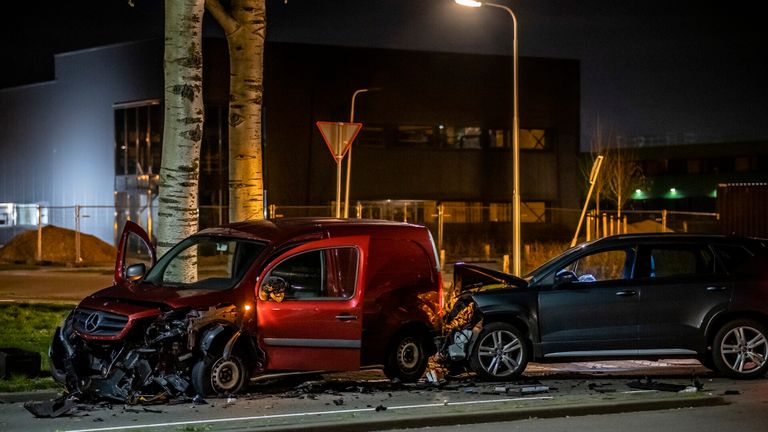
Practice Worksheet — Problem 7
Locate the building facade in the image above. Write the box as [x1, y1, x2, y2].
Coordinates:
[0, 38, 581, 251]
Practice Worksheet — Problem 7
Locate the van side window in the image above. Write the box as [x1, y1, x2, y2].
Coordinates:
[269, 247, 358, 300]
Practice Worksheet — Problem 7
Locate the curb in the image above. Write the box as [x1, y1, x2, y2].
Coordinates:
[253, 394, 727, 432]
[0, 390, 60, 404]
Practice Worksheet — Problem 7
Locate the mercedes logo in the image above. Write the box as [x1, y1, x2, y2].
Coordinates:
[84, 312, 101, 332]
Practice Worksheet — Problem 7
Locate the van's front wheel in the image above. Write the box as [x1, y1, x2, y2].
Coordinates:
[384, 332, 428, 382]
[191, 354, 246, 397]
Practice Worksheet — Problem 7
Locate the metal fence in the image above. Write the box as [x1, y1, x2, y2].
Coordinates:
[0, 202, 719, 269]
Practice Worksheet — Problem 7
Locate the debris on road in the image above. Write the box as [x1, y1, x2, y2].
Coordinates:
[23, 396, 75, 418]
[626, 376, 704, 393]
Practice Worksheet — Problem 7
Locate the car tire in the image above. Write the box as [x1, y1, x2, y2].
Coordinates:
[384, 332, 428, 383]
[191, 354, 246, 397]
[469, 322, 529, 381]
[712, 319, 768, 379]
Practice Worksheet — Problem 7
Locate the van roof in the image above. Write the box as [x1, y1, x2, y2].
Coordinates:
[197, 217, 429, 244]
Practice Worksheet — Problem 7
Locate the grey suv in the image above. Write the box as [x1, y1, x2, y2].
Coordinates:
[440, 233, 768, 380]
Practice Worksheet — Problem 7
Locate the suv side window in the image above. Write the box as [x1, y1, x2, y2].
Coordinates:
[269, 247, 358, 300]
[562, 248, 635, 283]
[645, 245, 715, 278]
[713, 244, 754, 275]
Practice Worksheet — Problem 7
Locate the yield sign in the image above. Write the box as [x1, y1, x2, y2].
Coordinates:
[316, 121, 363, 163]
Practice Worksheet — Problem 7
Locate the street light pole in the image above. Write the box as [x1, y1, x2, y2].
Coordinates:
[455, 0, 521, 276]
[345, 87, 381, 218]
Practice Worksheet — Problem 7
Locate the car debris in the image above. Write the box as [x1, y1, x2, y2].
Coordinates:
[626, 377, 704, 393]
[23, 396, 75, 418]
[499, 384, 550, 396]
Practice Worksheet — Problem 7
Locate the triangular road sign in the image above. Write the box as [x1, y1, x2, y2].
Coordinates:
[316, 121, 363, 163]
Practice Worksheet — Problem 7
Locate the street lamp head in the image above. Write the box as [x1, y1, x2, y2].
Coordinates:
[455, 0, 482, 7]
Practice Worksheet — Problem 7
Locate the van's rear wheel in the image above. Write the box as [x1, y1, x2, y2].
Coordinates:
[384, 332, 428, 382]
[192, 354, 246, 397]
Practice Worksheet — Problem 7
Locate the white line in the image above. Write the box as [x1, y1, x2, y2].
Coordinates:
[64, 396, 553, 432]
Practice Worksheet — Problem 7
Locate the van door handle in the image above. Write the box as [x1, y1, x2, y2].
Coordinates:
[336, 313, 358, 321]
[615, 290, 637, 297]
[706, 286, 727, 292]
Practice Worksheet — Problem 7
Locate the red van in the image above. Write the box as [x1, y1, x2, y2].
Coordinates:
[50, 218, 442, 399]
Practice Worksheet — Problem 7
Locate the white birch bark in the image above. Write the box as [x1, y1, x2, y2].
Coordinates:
[206, 0, 266, 222]
[157, 0, 206, 281]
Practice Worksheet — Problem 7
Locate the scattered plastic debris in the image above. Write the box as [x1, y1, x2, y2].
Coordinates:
[626, 377, 703, 393]
[23, 396, 75, 418]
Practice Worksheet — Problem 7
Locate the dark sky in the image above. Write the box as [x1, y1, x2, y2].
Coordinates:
[3, 0, 766, 148]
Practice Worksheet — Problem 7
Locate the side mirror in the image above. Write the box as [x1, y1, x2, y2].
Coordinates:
[125, 263, 146, 282]
[259, 276, 288, 303]
[554, 269, 578, 287]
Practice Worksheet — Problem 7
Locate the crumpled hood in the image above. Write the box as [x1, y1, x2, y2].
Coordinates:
[83, 282, 234, 312]
[452, 262, 528, 294]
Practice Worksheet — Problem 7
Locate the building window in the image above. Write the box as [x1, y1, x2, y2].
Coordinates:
[734, 156, 754, 172]
[443, 202, 484, 223]
[395, 125, 434, 146]
[687, 159, 704, 174]
[357, 126, 386, 147]
[199, 106, 229, 209]
[439, 126, 483, 149]
[489, 202, 547, 223]
[114, 100, 162, 176]
[520, 129, 547, 150]
[357, 125, 548, 150]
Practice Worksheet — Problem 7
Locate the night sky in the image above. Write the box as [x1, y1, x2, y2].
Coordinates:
[3, 0, 766, 149]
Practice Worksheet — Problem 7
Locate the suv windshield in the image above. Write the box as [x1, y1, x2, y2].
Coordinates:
[144, 236, 266, 290]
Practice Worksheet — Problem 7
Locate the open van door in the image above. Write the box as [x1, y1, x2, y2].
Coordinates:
[256, 236, 368, 372]
[114, 221, 156, 285]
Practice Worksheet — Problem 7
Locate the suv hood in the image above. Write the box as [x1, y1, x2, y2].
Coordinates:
[452, 262, 528, 293]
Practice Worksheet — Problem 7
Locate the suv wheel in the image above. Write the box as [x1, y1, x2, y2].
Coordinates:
[470, 322, 529, 381]
[712, 319, 768, 379]
[384, 332, 428, 382]
[192, 354, 246, 396]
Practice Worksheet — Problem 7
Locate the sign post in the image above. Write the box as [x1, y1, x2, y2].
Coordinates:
[316, 121, 362, 218]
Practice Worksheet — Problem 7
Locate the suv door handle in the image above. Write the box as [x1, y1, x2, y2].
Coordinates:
[615, 290, 637, 297]
[706, 286, 727, 292]
[336, 313, 358, 321]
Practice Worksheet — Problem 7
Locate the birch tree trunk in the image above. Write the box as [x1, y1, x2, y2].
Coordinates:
[206, 0, 266, 222]
[157, 0, 205, 280]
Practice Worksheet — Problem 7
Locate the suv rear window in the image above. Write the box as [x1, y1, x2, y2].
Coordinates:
[712, 243, 768, 275]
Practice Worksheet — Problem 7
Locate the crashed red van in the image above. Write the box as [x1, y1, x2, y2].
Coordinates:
[50, 218, 442, 400]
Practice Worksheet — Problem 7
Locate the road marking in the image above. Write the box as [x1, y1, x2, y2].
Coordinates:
[64, 396, 554, 432]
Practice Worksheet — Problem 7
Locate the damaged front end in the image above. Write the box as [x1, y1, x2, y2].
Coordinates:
[431, 263, 529, 378]
[49, 304, 256, 404]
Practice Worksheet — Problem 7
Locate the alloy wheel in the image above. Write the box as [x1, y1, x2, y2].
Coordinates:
[719, 325, 767, 374]
[476, 328, 524, 378]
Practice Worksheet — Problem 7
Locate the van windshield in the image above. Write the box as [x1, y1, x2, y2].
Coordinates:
[144, 236, 266, 290]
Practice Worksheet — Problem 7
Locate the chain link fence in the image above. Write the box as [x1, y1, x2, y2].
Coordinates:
[0, 202, 718, 270]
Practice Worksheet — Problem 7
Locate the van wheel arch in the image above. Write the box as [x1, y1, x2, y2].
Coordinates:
[192, 324, 261, 396]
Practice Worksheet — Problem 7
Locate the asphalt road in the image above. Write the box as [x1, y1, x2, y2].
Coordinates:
[1, 370, 761, 432]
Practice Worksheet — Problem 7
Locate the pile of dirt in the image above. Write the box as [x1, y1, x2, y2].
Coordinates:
[0, 225, 117, 265]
